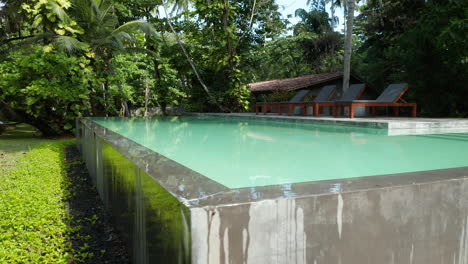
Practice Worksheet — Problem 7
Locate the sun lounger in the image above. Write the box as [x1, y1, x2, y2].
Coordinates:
[306, 83, 366, 116]
[282, 85, 337, 116]
[255, 89, 311, 115]
[335, 83, 417, 118]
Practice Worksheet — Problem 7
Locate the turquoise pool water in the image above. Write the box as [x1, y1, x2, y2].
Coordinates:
[90, 117, 468, 188]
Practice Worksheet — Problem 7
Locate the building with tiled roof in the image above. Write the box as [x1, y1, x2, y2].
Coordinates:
[249, 72, 375, 116]
[248, 72, 344, 93]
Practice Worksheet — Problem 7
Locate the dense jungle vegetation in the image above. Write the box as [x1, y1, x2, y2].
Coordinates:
[0, 0, 466, 136]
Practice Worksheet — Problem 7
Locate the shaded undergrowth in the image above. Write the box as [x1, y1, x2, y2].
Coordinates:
[65, 145, 130, 263]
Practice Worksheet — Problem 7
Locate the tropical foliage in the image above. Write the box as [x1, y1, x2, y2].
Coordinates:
[355, 0, 468, 116]
[0, 0, 466, 135]
[0, 47, 95, 136]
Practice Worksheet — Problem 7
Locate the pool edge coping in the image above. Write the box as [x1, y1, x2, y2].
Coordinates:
[190, 113, 468, 136]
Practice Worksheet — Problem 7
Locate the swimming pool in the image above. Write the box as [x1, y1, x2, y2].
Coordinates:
[77, 116, 468, 264]
[90, 116, 468, 188]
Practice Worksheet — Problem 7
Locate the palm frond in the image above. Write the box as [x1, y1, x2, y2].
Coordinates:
[110, 35, 125, 50]
[96, 0, 114, 25]
[112, 20, 157, 37]
[90, 0, 102, 20]
[113, 31, 134, 43]
[295, 8, 307, 18]
[168, 0, 190, 15]
[54, 35, 89, 53]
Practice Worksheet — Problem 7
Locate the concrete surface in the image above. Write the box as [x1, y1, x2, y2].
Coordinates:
[193, 113, 468, 136]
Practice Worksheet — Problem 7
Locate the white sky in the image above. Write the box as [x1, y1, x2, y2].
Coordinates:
[276, 0, 346, 34]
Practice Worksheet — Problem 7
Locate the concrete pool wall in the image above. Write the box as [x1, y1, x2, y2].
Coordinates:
[77, 117, 468, 264]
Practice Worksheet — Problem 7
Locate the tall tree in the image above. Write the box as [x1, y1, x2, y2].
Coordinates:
[112, 0, 188, 115]
[294, 6, 343, 72]
[164, 0, 285, 111]
[307, 0, 342, 30]
[0, 47, 96, 136]
[341, 0, 355, 92]
[162, 4, 223, 111]
[293, 7, 332, 35]
[355, 0, 467, 116]
[0, 0, 82, 57]
[67, 0, 156, 116]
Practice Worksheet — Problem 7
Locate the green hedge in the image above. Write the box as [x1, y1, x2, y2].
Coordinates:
[0, 141, 77, 263]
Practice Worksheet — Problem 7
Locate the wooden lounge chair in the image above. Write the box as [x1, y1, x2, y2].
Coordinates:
[307, 83, 366, 116]
[335, 83, 417, 118]
[282, 85, 337, 116]
[255, 89, 311, 115]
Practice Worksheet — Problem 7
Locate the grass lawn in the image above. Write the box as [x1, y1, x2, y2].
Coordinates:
[0, 124, 129, 263]
[0, 124, 53, 175]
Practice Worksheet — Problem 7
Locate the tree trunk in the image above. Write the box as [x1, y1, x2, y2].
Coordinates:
[0, 100, 60, 137]
[342, 0, 355, 93]
[105, 57, 130, 117]
[330, 2, 335, 29]
[0, 99, 19, 121]
[147, 42, 167, 115]
[239, 0, 257, 39]
[223, 0, 236, 74]
[144, 76, 150, 117]
[162, 5, 228, 112]
[102, 82, 108, 117]
[154, 59, 167, 115]
[343, 4, 348, 34]
[116, 83, 130, 117]
[27, 118, 61, 137]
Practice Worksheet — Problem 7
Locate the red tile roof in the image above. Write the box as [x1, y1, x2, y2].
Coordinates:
[248, 72, 342, 92]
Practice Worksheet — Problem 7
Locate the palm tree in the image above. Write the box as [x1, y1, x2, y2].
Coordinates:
[1, 0, 155, 116]
[66, 0, 155, 116]
[307, 0, 342, 30]
[293, 8, 333, 36]
[0, 0, 70, 56]
[342, 0, 355, 93]
[307, 0, 354, 93]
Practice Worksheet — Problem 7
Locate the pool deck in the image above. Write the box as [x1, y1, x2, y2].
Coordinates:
[193, 112, 468, 135]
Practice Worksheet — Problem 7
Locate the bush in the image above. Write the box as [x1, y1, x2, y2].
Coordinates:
[0, 141, 78, 263]
[0, 47, 96, 136]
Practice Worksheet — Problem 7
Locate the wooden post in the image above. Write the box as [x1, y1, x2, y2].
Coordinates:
[333, 105, 338, 117]
[394, 107, 400, 117]
[350, 104, 355, 118]
[412, 105, 417, 117]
